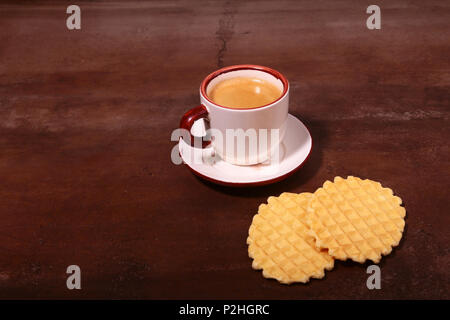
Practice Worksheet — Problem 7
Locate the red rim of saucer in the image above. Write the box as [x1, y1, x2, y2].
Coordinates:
[180, 116, 313, 187]
[200, 64, 289, 111]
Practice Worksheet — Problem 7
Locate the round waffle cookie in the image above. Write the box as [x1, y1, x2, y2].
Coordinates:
[247, 192, 334, 284]
[307, 176, 406, 263]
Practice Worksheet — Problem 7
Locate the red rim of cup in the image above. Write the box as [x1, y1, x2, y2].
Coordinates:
[200, 64, 289, 110]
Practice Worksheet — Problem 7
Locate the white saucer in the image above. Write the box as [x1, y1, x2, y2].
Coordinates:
[179, 114, 312, 186]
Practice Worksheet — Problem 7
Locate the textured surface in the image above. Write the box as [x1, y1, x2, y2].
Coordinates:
[248, 193, 334, 284]
[307, 176, 406, 263]
[0, 0, 449, 299]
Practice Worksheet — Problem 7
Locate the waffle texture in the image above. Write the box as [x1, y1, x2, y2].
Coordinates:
[247, 192, 334, 284]
[307, 176, 406, 263]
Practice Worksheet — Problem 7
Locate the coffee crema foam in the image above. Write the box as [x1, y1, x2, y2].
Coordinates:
[208, 77, 282, 109]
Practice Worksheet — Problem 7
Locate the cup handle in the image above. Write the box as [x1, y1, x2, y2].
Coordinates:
[179, 105, 210, 148]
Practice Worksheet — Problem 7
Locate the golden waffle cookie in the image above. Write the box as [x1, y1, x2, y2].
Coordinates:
[247, 192, 334, 284]
[307, 176, 406, 263]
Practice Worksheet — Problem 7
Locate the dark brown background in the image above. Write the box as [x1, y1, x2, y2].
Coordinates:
[0, 0, 448, 299]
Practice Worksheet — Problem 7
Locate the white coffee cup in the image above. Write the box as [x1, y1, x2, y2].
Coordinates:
[180, 64, 289, 165]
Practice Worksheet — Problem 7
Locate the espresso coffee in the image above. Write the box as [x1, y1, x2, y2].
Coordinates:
[209, 77, 282, 109]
